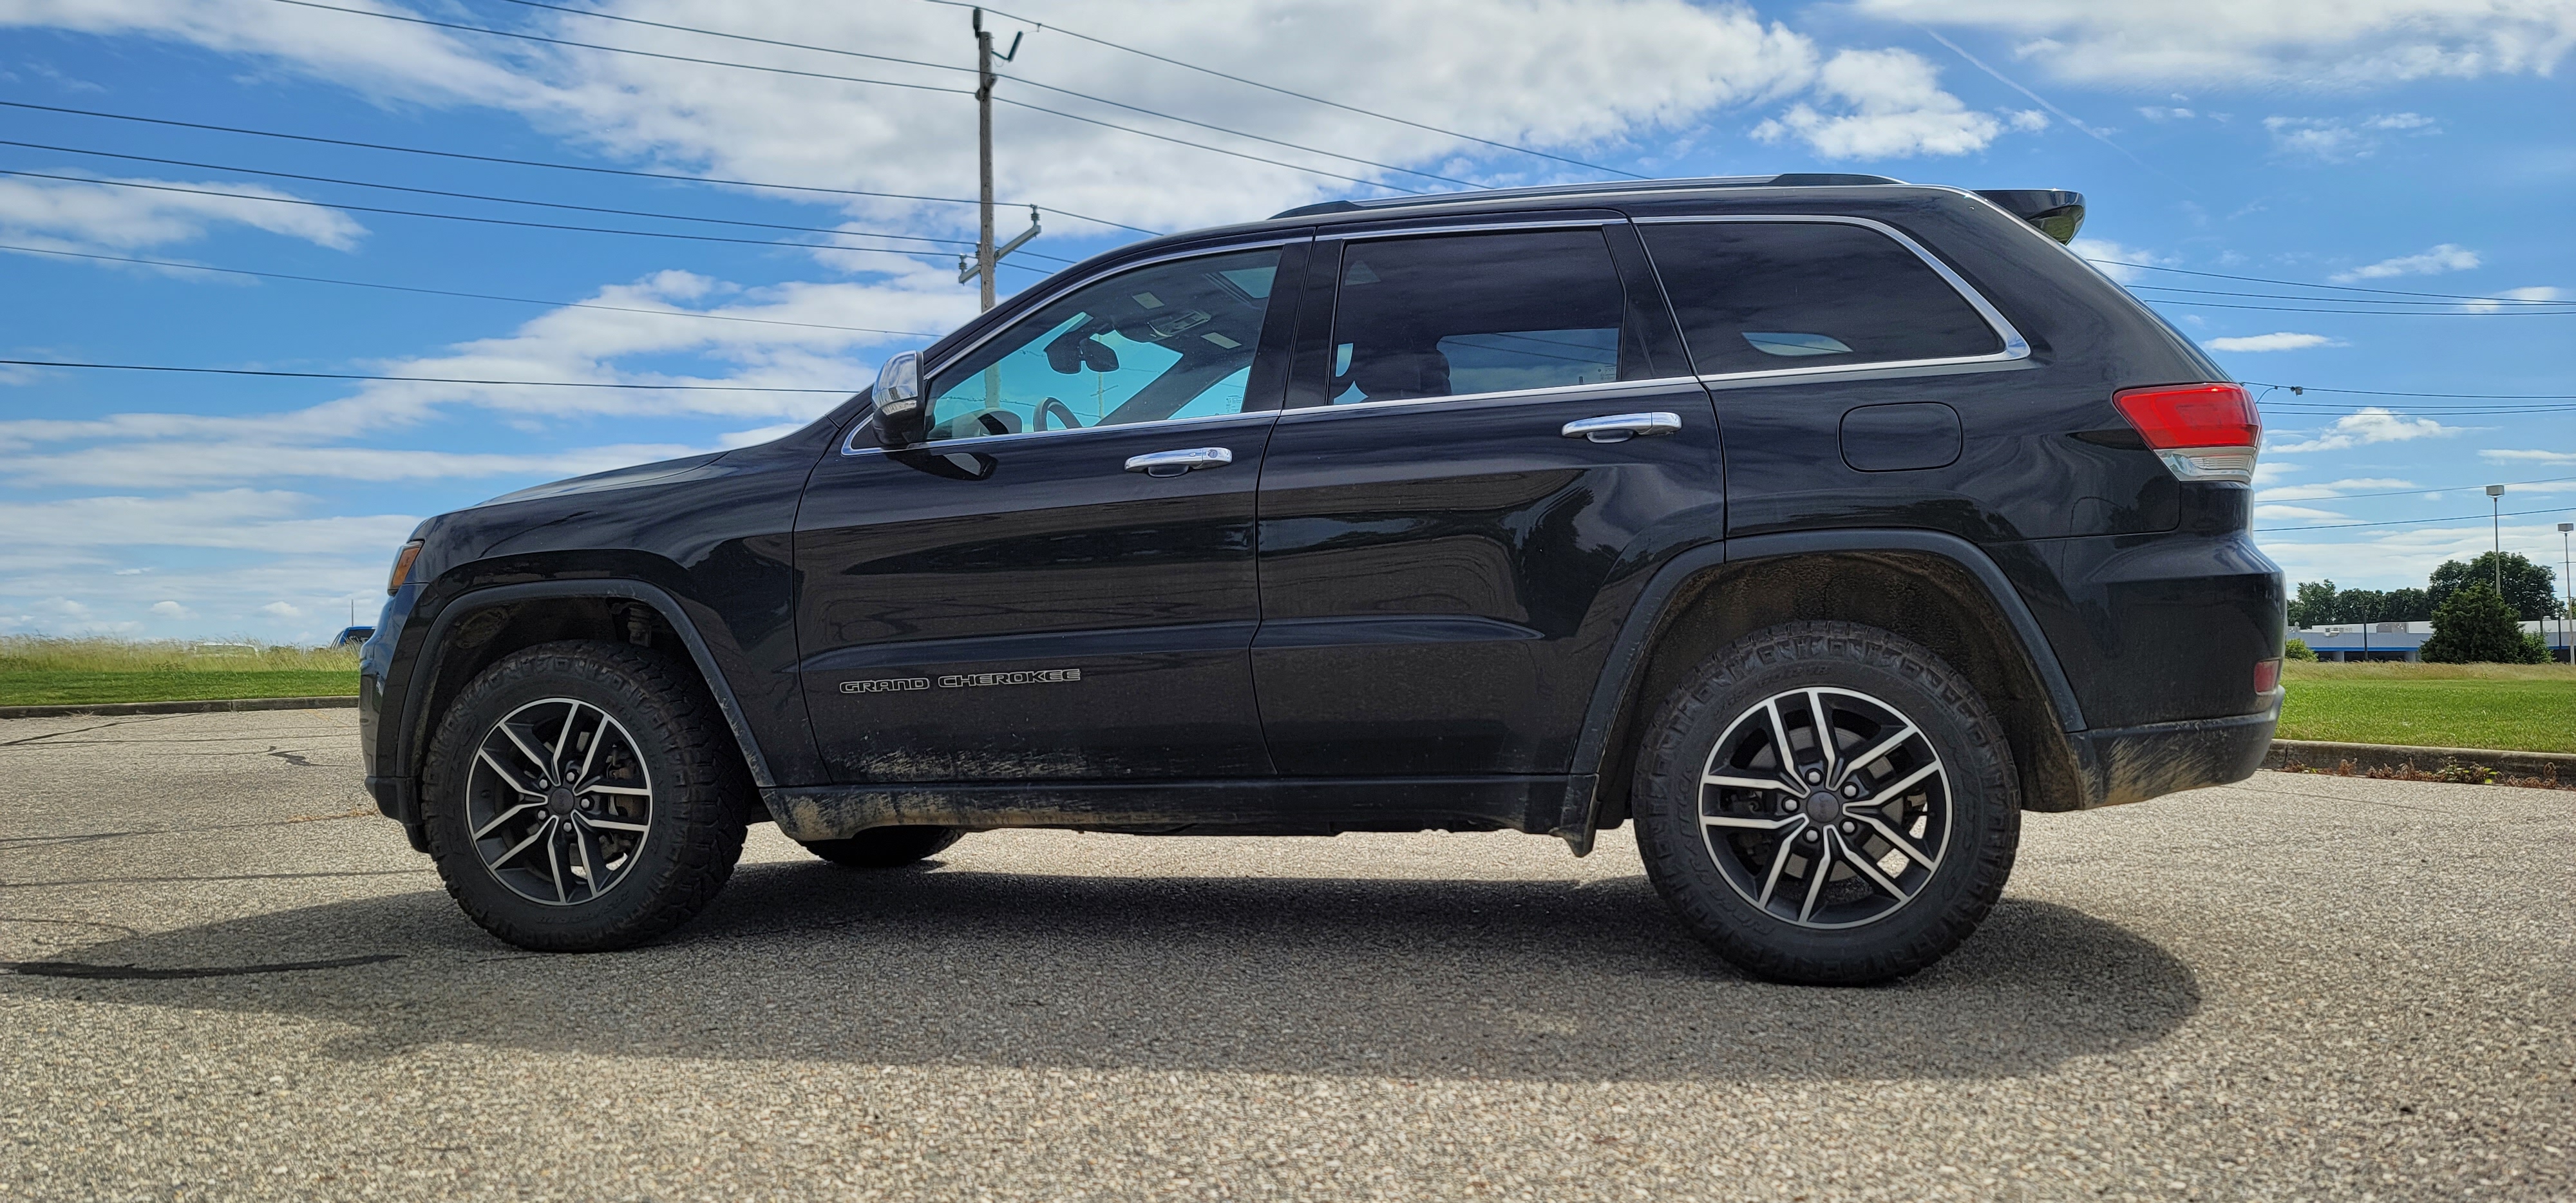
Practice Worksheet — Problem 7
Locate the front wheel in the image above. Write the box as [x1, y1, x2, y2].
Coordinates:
[420, 640, 750, 952]
[1631, 621, 2020, 985]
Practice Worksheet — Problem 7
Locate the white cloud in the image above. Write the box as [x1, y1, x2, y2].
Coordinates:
[2482, 449, 2576, 464]
[148, 600, 195, 620]
[2256, 477, 2418, 502]
[0, 173, 366, 251]
[0, 270, 962, 486]
[259, 602, 304, 619]
[2137, 106, 2195, 120]
[2268, 407, 2459, 452]
[2331, 243, 2480, 281]
[0, 491, 414, 554]
[2263, 113, 2440, 162]
[2205, 332, 2344, 352]
[2463, 285, 2568, 313]
[1752, 48, 2028, 158]
[2261, 520, 2576, 593]
[2253, 504, 2349, 522]
[1859, 1, 2576, 89]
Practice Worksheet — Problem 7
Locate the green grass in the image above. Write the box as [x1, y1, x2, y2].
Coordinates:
[0, 637, 359, 706]
[2278, 661, 2576, 753]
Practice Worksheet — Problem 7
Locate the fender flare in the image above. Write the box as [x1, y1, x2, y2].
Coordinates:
[1557, 529, 2087, 849]
[396, 579, 777, 790]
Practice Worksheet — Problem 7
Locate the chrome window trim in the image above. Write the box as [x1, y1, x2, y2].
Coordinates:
[1324, 216, 1614, 241]
[1630, 214, 2032, 381]
[922, 236, 1307, 383]
[840, 406, 1279, 459]
[1282, 374, 1702, 419]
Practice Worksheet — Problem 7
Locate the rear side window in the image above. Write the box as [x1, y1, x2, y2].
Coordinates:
[1640, 221, 2003, 377]
[1324, 228, 1645, 404]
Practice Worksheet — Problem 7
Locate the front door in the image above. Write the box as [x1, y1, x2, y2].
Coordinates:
[1251, 220, 1724, 776]
[795, 242, 1305, 782]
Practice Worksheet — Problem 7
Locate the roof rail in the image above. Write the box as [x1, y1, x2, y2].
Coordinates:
[1269, 173, 1906, 220]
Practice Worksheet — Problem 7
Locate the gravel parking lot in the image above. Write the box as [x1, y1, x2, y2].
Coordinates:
[1, 708, 2567, 1202]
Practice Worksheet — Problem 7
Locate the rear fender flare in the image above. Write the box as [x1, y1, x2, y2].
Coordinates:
[1559, 529, 2087, 851]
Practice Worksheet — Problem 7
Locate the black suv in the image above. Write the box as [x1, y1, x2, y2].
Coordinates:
[360, 175, 2282, 984]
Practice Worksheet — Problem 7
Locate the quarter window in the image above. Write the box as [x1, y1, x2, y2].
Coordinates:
[1323, 228, 1643, 405]
[922, 247, 1282, 442]
[1640, 222, 2003, 376]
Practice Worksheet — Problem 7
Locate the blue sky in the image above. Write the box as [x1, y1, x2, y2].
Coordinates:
[2, 0, 2571, 641]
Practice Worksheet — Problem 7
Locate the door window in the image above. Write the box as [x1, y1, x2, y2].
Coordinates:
[1638, 221, 2005, 377]
[921, 247, 1283, 442]
[1323, 228, 1645, 405]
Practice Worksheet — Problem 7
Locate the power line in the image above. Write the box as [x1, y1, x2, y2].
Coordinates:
[0, 243, 944, 337]
[2088, 258, 2566, 304]
[0, 168, 1052, 272]
[2257, 475, 2576, 504]
[0, 99, 1162, 236]
[2245, 383, 2576, 401]
[923, 0, 1646, 180]
[2258, 506, 2571, 533]
[0, 359, 852, 392]
[2130, 283, 2573, 308]
[2141, 296, 2571, 317]
[493, 0, 1483, 189]
[2, 138, 1084, 263]
[265, 0, 1421, 194]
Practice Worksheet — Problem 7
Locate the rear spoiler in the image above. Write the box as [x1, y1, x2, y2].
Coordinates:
[1976, 189, 2085, 243]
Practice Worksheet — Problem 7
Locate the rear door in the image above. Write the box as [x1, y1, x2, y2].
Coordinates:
[795, 240, 1305, 782]
[1250, 218, 1723, 776]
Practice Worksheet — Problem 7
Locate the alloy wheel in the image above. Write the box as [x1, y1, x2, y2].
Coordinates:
[464, 697, 655, 906]
[1696, 686, 1951, 929]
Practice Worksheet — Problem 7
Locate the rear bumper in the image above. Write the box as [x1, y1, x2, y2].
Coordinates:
[2065, 692, 2279, 809]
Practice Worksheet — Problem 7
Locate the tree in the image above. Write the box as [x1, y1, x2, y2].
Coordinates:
[2380, 587, 2434, 623]
[2420, 583, 2546, 664]
[2427, 553, 2564, 621]
[2287, 580, 2338, 627]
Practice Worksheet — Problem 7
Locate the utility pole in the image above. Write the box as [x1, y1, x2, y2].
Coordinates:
[2486, 484, 2506, 598]
[973, 7, 996, 312]
[961, 10, 1033, 313]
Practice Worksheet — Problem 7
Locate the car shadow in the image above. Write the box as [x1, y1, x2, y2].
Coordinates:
[1, 859, 2198, 1083]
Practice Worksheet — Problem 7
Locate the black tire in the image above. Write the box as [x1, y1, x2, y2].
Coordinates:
[420, 639, 750, 952]
[1631, 621, 2020, 985]
[797, 826, 965, 869]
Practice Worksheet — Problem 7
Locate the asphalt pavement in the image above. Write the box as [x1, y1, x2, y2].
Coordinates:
[1, 708, 2568, 1202]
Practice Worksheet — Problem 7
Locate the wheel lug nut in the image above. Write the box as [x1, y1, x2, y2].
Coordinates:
[1802, 829, 1819, 842]
[1804, 770, 1821, 784]
[1840, 820, 1857, 834]
[1841, 783, 1859, 797]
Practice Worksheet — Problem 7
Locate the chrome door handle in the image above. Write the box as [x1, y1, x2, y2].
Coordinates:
[1561, 412, 1682, 443]
[1124, 446, 1234, 477]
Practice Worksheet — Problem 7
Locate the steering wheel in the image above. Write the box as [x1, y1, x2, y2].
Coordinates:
[1034, 397, 1083, 431]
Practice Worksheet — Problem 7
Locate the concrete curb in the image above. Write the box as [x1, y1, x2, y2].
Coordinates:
[0, 696, 359, 721]
[2265, 738, 2573, 782]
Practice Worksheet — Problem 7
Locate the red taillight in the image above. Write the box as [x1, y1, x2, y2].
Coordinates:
[2114, 383, 2261, 483]
[2115, 383, 2260, 448]
[2253, 657, 2282, 694]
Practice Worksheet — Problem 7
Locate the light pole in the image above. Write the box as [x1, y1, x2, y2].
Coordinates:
[2561, 522, 2573, 665]
[2486, 484, 2505, 597]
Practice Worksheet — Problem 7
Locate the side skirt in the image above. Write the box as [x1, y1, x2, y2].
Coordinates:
[762, 775, 1590, 843]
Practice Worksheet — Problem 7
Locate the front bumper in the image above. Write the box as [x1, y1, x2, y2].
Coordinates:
[2067, 691, 2280, 809]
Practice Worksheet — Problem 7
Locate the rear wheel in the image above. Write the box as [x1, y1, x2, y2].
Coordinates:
[798, 826, 964, 869]
[421, 640, 750, 951]
[1631, 621, 2019, 985]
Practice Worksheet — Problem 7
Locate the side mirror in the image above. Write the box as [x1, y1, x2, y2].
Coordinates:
[869, 351, 925, 446]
